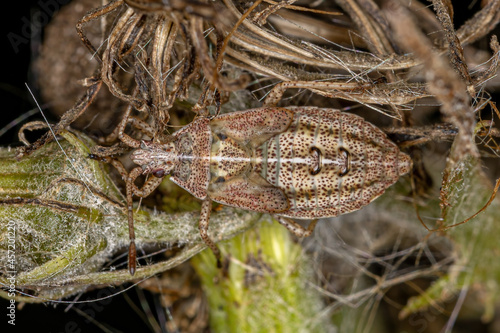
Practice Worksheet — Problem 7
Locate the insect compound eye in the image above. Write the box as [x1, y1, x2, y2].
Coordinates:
[152, 169, 166, 178]
[215, 176, 226, 183]
[309, 146, 323, 175]
[338, 147, 350, 177]
[216, 132, 227, 141]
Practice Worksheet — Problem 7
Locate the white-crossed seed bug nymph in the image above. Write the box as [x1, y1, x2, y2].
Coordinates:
[99, 106, 412, 275]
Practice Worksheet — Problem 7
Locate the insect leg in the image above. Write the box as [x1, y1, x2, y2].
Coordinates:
[199, 199, 222, 267]
[124, 166, 164, 275]
[91, 159, 164, 275]
[95, 101, 158, 152]
[99, 113, 156, 145]
[124, 167, 141, 275]
[275, 217, 318, 237]
[116, 104, 142, 149]
[116, 101, 167, 146]
[263, 80, 363, 106]
[92, 158, 142, 275]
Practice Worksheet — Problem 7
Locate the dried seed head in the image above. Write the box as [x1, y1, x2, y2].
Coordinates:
[131, 141, 178, 175]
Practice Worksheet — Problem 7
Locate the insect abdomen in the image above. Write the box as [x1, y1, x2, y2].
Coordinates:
[255, 107, 411, 219]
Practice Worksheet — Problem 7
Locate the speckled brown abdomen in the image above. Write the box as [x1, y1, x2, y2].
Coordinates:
[254, 107, 412, 219]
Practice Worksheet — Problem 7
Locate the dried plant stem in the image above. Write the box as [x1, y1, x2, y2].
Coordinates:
[431, 0, 473, 93]
[336, 0, 395, 55]
[455, 0, 500, 46]
[384, 1, 478, 160]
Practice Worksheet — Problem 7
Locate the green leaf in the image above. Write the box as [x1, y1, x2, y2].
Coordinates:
[191, 219, 333, 333]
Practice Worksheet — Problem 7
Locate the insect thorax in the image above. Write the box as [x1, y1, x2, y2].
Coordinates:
[209, 132, 252, 183]
[169, 118, 211, 199]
